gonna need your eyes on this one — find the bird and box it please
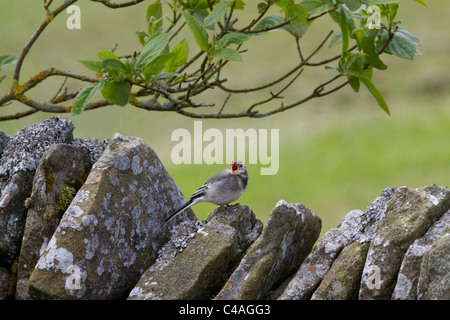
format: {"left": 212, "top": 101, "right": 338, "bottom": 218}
{"left": 166, "top": 160, "right": 248, "bottom": 221}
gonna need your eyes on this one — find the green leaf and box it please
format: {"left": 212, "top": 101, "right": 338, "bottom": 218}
{"left": 79, "top": 60, "right": 104, "bottom": 73}
{"left": 181, "top": 10, "right": 209, "bottom": 51}
{"left": 120, "top": 58, "right": 133, "bottom": 74}
{"left": 204, "top": 0, "right": 232, "bottom": 27}
{"left": 325, "top": 64, "right": 340, "bottom": 72}
{"left": 100, "top": 81, "right": 131, "bottom": 106}
{"left": 253, "top": 15, "right": 287, "bottom": 34}
{"left": 339, "top": 8, "right": 350, "bottom": 55}
{"left": 192, "top": 9, "right": 211, "bottom": 28}
{"left": 393, "top": 27, "right": 420, "bottom": 46}
{"left": 181, "top": 0, "right": 209, "bottom": 10}
{"left": 142, "top": 53, "right": 174, "bottom": 80}
{"left": 102, "top": 59, "right": 129, "bottom": 73}
{"left": 257, "top": 2, "right": 268, "bottom": 14}
{"left": 360, "top": 77, "right": 390, "bottom": 115}
{"left": 214, "top": 48, "right": 243, "bottom": 61}
{"left": 329, "top": 30, "right": 342, "bottom": 47}
{"left": 217, "top": 33, "right": 249, "bottom": 48}
{"left": 147, "top": 2, "right": 162, "bottom": 22}
{"left": 387, "top": 3, "right": 399, "bottom": 24}
{"left": 71, "top": 81, "right": 104, "bottom": 118}
{"left": 412, "top": 0, "right": 427, "bottom": 7}
{"left": 0, "top": 55, "right": 18, "bottom": 70}
{"left": 136, "top": 30, "right": 151, "bottom": 46}
{"left": 343, "top": 0, "right": 362, "bottom": 11}
{"left": 300, "top": 0, "right": 333, "bottom": 17}
{"left": 231, "top": 0, "right": 245, "bottom": 10}
{"left": 386, "top": 35, "right": 417, "bottom": 60}
{"left": 380, "top": 27, "right": 421, "bottom": 60}
{"left": 330, "top": 6, "right": 356, "bottom": 32}
{"left": 98, "top": 50, "right": 119, "bottom": 61}
{"left": 147, "top": 1, "right": 163, "bottom": 35}
{"left": 347, "top": 75, "right": 360, "bottom": 92}
{"left": 135, "top": 32, "right": 172, "bottom": 68}
{"left": 347, "top": 53, "right": 366, "bottom": 75}
{"left": 355, "top": 30, "right": 387, "bottom": 70}
{"left": 282, "top": 2, "right": 310, "bottom": 38}
{"left": 165, "top": 39, "right": 189, "bottom": 73}
{"left": 364, "top": 0, "right": 399, "bottom": 4}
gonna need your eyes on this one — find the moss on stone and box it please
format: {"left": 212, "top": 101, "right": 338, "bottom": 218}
{"left": 42, "top": 158, "right": 55, "bottom": 194}
{"left": 57, "top": 185, "right": 77, "bottom": 211}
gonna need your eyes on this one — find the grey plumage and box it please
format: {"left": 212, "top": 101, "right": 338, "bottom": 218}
{"left": 166, "top": 160, "right": 248, "bottom": 221}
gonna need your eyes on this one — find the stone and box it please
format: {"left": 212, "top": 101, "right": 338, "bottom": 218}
{"left": 0, "top": 266, "right": 10, "bottom": 300}
{"left": 3, "top": 116, "right": 450, "bottom": 302}
{"left": 352, "top": 187, "right": 396, "bottom": 243}
{"left": 71, "top": 138, "right": 109, "bottom": 165}
{"left": 15, "top": 143, "right": 92, "bottom": 300}
{"left": 0, "top": 171, "right": 35, "bottom": 265}
{"left": 128, "top": 205, "right": 263, "bottom": 300}
{"left": 0, "top": 131, "right": 11, "bottom": 158}
{"left": 311, "top": 241, "right": 370, "bottom": 300}
{"left": 358, "top": 185, "right": 450, "bottom": 300}
{"left": 417, "top": 232, "right": 450, "bottom": 300}
{"left": 28, "top": 134, "right": 195, "bottom": 299}
{"left": 278, "top": 209, "right": 364, "bottom": 300}
{"left": 392, "top": 210, "right": 450, "bottom": 300}
{"left": 0, "top": 117, "right": 74, "bottom": 182}
{"left": 216, "top": 200, "right": 321, "bottom": 300}
{"left": 0, "top": 117, "right": 74, "bottom": 265}
{"left": 149, "top": 219, "right": 206, "bottom": 272}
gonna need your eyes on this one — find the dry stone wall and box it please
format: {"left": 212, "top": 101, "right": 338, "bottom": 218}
{"left": 0, "top": 118, "right": 448, "bottom": 300}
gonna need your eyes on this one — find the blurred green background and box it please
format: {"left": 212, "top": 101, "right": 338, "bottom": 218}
{"left": 1, "top": 1, "right": 449, "bottom": 236}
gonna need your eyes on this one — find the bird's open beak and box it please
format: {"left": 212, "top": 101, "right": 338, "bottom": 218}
{"left": 231, "top": 162, "right": 238, "bottom": 172}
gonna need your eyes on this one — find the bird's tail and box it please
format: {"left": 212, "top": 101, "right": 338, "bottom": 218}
{"left": 166, "top": 199, "right": 194, "bottom": 222}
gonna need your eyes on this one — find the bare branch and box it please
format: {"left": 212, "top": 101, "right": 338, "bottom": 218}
{"left": 247, "top": 68, "right": 304, "bottom": 114}
{"left": 216, "top": 62, "right": 304, "bottom": 94}
{"left": 0, "top": 109, "right": 38, "bottom": 121}
{"left": 17, "top": 68, "right": 98, "bottom": 94}
{"left": 218, "top": 93, "right": 231, "bottom": 117}
{"left": 13, "top": 0, "right": 78, "bottom": 84}
{"left": 90, "top": 0, "right": 146, "bottom": 9}
{"left": 238, "top": 1, "right": 272, "bottom": 33}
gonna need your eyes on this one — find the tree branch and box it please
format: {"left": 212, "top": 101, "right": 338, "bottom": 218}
{"left": 90, "top": 0, "right": 146, "bottom": 9}
{"left": 0, "top": 0, "right": 411, "bottom": 121}
{"left": 13, "top": 0, "right": 79, "bottom": 84}
{"left": 0, "top": 109, "right": 39, "bottom": 121}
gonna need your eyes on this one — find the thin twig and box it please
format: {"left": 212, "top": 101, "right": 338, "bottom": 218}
{"left": 51, "top": 77, "right": 69, "bottom": 102}
{"left": 224, "top": 0, "right": 237, "bottom": 31}
{"left": 377, "top": 26, "right": 395, "bottom": 55}
{"left": 238, "top": 2, "right": 271, "bottom": 33}
{"left": 0, "top": 108, "right": 39, "bottom": 121}
{"left": 216, "top": 62, "right": 304, "bottom": 94}
{"left": 90, "top": 0, "right": 146, "bottom": 9}
{"left": 218, "top": 93, "right": 231, "bottom": 117}
{"left": 305, "top": 30, "right": 334, "bottom": 61}
{"left": 247, "top": 68, "right": 304, "bottom": 113}
{"left": 296, "top": 38, "right": 305, "bottom": 63}
{"left": 13, "top": 0, "right": 78, "bottom": 84}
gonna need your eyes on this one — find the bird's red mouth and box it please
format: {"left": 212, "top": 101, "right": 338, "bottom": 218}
{"left": 231, "top": 162, "right": 238, "bottom": 172}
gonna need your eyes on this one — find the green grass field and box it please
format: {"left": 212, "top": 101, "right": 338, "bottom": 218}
{"left": 1, "top": 1, "right": 449, "bottom": 235}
